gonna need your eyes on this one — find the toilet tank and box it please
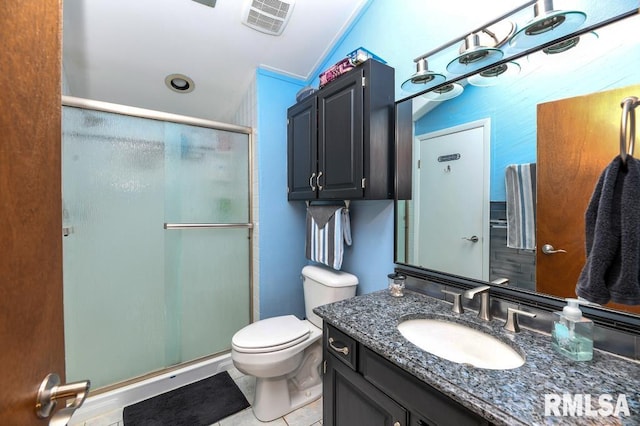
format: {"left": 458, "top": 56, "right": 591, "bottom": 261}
{"left": 302, "top": 265, "right": 358, "bottom": 328}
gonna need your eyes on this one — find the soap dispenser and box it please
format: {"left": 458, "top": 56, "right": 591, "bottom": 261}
{"left": 551, "top": 298, "right": 593, "bottom": 361}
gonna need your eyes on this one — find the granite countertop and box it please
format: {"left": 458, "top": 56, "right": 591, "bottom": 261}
{"left": 314, "top": 290, "right": 640, "bottom": 426}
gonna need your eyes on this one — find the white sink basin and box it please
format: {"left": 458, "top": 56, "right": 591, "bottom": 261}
{"left": 397, "top": 318, "right": 524, "bottom": 370}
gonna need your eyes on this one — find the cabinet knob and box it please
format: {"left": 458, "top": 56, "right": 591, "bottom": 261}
{"left": 393, "top": 422, "right": 401, "bottom": 426}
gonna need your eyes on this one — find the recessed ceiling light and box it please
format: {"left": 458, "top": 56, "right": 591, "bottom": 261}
{"left": 165, "top": 74, "right": 195, "bottom": 93}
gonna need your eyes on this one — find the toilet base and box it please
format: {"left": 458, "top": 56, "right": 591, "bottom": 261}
{"left": 251, "top": 341, "right": 323, "bottom": 422}
{"left": 252, "top": 377, "right": 322, "bottom": 422}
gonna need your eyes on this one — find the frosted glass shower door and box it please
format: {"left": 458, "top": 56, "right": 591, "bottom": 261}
{"left": 62, "top": 102, "right": 251, "bottom": 390}
{"left": 163, "top": 123, "right": 251, "bottom": 364}
{"left": 63, "top": 107, "right": 167, "bottom": 388}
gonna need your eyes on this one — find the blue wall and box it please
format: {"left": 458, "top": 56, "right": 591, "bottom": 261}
{"left": 255, "top": 0, "right": 640, "bottom": 319}
{"left": 255, "top": 0, "right": 536, "bottom": 318}
{"left": 256, "top": 69, "right": 308, "bottom": 319}
{"left": 415, "top": 34, "right": 639, "bottom": 201}
{"left": 255, "top": 65, "right": 396, "bottom": 318}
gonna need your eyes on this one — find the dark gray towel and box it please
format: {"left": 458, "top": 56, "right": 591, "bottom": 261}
{"left": 576, "top": 155, "right": 640, "bottom": 305}
{"left": 307, "top": 205, "right": 341, "bottom": 229}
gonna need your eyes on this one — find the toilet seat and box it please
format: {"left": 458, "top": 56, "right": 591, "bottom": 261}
{"left": 232, "top": 315, "right": 311, "bottom": 354}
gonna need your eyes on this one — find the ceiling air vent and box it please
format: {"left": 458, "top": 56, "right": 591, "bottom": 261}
{"left": 242, "top": 0, "right": 295, "bottom": 36}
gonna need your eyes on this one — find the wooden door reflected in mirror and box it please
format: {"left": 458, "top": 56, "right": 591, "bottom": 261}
{"left": 537, "top": 84, "right": 640, "bottom": 314}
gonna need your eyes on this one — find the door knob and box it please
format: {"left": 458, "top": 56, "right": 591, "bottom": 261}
{"left": 541, "top": 244, "right": 567, "bottom": 254}
{"left": 36, "top": 373, "right": 90, "bottom": 426}
{"left": 462, "top": 235, "right": 479, "bottom": 243}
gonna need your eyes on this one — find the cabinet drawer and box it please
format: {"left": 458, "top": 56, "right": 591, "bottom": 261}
{"left": 325, "top": 323, "right": 357, "bottom": 370}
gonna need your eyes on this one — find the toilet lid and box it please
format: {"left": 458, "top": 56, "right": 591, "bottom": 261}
{"left": 232, "top": 315, "right": 310, "bottom": 353}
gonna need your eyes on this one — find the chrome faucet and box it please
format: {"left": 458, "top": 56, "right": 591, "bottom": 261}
{"left": 491, "top": 277, "right": 509, "bottom": 286}
{"left": 503, "top": 307, "right": 537, "bottom": 333}
{"left": 463, "top": 285, "right": 492, "bottom": 321}
{"left": 441, "top": 289, "right": 464, "bottom": 314}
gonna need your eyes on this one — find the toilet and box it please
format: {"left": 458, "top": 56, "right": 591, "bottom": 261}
{"left": 231, "top": 265, "right": 358, "bottom": 421}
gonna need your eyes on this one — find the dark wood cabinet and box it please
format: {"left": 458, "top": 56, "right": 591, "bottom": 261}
{"left": 323, "top": 323, "right": 489, "bottom": 426}
{"left": 287, "top": 95, "right": 318, "bottom": 200}
{"left": 287, "top": 59, "right": 395, "bottom": 201}
{"left": 324, "top": 354, "right": 407, "bottom": 426}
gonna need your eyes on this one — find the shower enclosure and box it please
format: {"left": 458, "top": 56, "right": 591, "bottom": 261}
{"left": 62, "top": 97, "right": 252, "bottom": 390}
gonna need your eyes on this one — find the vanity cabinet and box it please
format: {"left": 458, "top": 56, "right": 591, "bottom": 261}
{"left": 323, "top": 323, "right": 489, "bottom": 426}
{"left": 287, "top": 59, "right": 395, "bottom": 201}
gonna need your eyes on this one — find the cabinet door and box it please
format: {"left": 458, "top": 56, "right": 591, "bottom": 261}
{"left": 360, "top": 347, "right": 488, "bottom": 426}
{"left": 287, "top": 95, "right": 317, "bottom": 200}
{"left": 317, "top": 69, "right": 364, "bottom": 199}
{"left": 324, "top": 354, "right": 407, "bottom": 426}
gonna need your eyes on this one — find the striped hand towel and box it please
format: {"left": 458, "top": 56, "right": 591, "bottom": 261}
{"left": 305, "top": 205, "right": 352, "bottom": 270}
{"left": 505, "top": 163, "right": 537, "bottom": 250}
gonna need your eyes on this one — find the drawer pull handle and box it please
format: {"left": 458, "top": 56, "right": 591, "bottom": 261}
{"left": 328, "top": 337, "right": 349, "bottom": 355}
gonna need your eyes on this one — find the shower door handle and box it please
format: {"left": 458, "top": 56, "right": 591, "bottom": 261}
{"left": 164, "top": 223, "right": 254, "bottom": 230}
{"left": 36, "top": 373, "right": 90, "bottom": 426}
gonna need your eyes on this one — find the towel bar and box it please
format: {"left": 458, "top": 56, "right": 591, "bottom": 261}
{"left": 620, "top": 96, "right": 639, "bottom": 165}
{"left": 489, "top": 219, "right": 507, "bottom": 229}
{"left": 164, "top": 223, "right": 253, "bottom": 229}
{"left": 305, "top": 200, "right": 350, "bottom": 212}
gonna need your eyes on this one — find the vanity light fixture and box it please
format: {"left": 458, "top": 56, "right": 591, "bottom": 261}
{"left": 447, "top": 21, "right": 515, "bottom": 74}
{"left": 446, "top": 33, "right": 503, "bottom": 74}
{"left": 523, "top": 30, "right": 599, "bottom": 73}
{"left": 543, "top": 31, "right": 598, "bottom": 54}
{"left": 401, "top": 58, "right": 446, "bottom": 93}
{"left": 165, "top": 73, "right": 195, "bottom": 93}
{"left": 467, "top": 61, "right": 521, "bottom": 87}
{"left": 543, "top": 36, "right": 580, "bottom": 54}
{"left": 421, "top": 83, "right": 464, "bottom": 101}
{"left": 509, "top": 0, "right": 586, "bottom": 50}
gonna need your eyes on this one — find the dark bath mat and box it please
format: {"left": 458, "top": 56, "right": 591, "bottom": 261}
{"left": 123, "top": 371, "right": 250, "bottom": 426}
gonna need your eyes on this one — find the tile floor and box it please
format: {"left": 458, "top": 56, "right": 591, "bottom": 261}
{"left": 213, "top": 367, "right": 323, "bottom": 426}
{"left": 79, "top": 367, "right": 322, "bottom": 426}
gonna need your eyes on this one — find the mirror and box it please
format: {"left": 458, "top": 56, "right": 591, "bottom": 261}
{"left": 395, "top": 7, "right": 640, "bottom": 315}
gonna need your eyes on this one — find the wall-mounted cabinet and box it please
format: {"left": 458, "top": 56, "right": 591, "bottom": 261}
{"left": 287, "top": 59, "right": 396, "bottom": 200}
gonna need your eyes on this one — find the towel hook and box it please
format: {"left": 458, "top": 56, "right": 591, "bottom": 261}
{"left": 620, "top": 96, "right": 638, "bottom": 165}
